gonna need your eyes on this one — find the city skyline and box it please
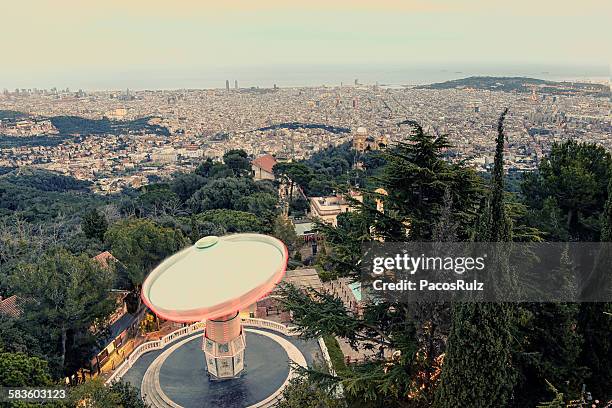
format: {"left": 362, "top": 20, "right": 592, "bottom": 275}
{"left": 2, "top": 0, "right": 609, "bottom": 89}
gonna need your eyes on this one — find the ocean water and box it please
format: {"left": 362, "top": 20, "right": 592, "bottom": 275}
{"left": 5, "top": 64, "right": 609, "bottom": 91}
{"left": 191, "top": 64, "right": 609, "bottom": 88}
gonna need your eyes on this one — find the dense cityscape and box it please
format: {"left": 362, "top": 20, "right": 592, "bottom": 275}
{"left": 1, "top": 78, "right": 609, "bottom": 193}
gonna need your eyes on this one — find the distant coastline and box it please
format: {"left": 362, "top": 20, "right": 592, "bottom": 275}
{"left": 2, "top": 64, "right": 607, "bottom": 91}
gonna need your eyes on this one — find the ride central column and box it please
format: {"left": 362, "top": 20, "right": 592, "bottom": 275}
{"left": 202, "top": 312, "right": 246, "bottom": 380}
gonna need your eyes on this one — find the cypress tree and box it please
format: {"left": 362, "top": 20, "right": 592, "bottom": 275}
{"left": 576, "top": 175, "right": 612, "bottom": 401}
{"left": 490, "top": 107, "right": 511, "bottom": 242}
{"left": 435, "top": 109, "right": 516, "bottom": 408}
{"left": 436, "top": 302, "right": 515, "bottom": 407}
{"left": 577, "top": 301, "right": 612, "bottom": 400}
{"left": 601, "top": 177, "right": 612, "bottom": 242}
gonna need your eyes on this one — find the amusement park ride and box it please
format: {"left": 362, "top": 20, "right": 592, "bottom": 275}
{"left": 141, "top": 234, "right": 288, "bottom": 380}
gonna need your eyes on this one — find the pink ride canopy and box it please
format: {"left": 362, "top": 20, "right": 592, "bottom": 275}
{"left": 141, "top": 234, "right": 289, "bottom": 323}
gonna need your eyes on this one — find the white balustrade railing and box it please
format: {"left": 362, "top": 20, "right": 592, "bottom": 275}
{"left": 105, "top": 319, "right": 294, "bottom": 385}
{"left": 241, "top": 318, "right": 299, "bottom": 336}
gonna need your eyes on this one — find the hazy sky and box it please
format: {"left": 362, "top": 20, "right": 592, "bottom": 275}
{"left": 2, "top": 0, "right": 609, "bottom": 89}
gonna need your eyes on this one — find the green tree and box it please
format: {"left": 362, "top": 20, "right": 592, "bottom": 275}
{"left": 135, "top": 186, "right": 181, "bottom": 217}
{"left": 187, "top": 177, "right": 257, "bottom": 213}
{"left": 70, "top": 378, "right": 149, "bottom": 408}
{"left": 490, "top": 108, "right": 512, "bottom": 242}
{"left": 280, "top": 283, "right": 419, "bottom": 407}
{"left": 223, "top": 149, "right": 251, "bottom": 177}
{"left": 272, "top": 216, "right": 298, "bottom": 252}
{"left": 289, "top": 196, "right": 309, "bottom": 216}
{"left": 521, "top": 140, "right": 611, "bottom": 241}
{"left": 104, "top": 219, "right": 188, "bottom": 309}
{"left": 195, "top": 157, "right": 232, "bottom": 179}
{"left": 435, "top": 303, "right": 515, "bottom": 408}
{"left": 81, "top": 208, "right": 108, "bottom": 241}
{"left": 0, "top": 351, "right": 52, "bottom": 386}
{"left": 375, "top": 121, "right": 483, "bottom": 240}
{"left": 109, "top": 380, "right": 149, "bottom": 408}
{"left": 278, "top": 120, "right": 488, "bottom": 406}
{"left": 575, "top": 178, "right": 612, "bottom": 401}
{"left": 236, "top": 192, "right": 278, "bottom": 222}
{"left": 12, "top": 248, "right": 115, "bottom": 376}
{"left": 514, "top": 302, "right": 585, "bottom": 407}
{"left": 195, "top": 209, "right": 265, "bottom": 233}
{"left": 188, "top": 218, "right": 227, "bottom": 242}
{"left": 273, "top": 162, "right": 313, "bottom": 200}
{"left": 302, "top": 142, "right": 359, "bottom": 195}
{"left": 0, "top": 314, "right": 40, "bottom": 354}
{"left": 279, "top": 376, "right": 346, "bottom": 408}
{"left": 312, "top": 209, "right": 371, "bottom": 280}
{"left": 170, "top": 172, "right": 206, "bottom": 202}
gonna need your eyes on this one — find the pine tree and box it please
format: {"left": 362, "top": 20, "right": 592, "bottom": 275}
{"left": 521, "top": 140, "right": 611, "bottom": 241}
{"left": 376, "top": 121, "right": 483, "bottom": 241}
{"left": 279, "top": 120, "right": 485, "bottom": 405}
{"left": 81, "top": 208, "right": 108, "bottom": 241}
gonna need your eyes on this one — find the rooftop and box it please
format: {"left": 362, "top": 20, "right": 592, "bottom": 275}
{"left": 294, "top": 221, "right": 316, "bottom": 236}
{"left": 0, "top": 295, "right": 21, "bottom": 318}
{"left": 252, "top": 154, "right": 277, "bottom": 174}
{"left": 92, "top": 251, "right": 118, "bottom": 269}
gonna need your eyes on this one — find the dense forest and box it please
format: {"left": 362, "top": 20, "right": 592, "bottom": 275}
{"left": 0, "top": 114, "right": 610, "bottom": 407}
{"left": 278, "top": 117, "right": 611, "bottom": 407}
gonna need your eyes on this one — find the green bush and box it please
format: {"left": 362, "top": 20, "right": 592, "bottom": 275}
{"left": 323, "top": 335, "right": 347, "bottom": 374}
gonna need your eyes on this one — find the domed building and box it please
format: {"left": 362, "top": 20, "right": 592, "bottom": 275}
{"left": 352, "top": 127, "right": 388, "bottom": 152}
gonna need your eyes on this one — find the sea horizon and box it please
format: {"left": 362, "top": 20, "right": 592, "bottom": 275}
{"left": 3, "top": 63, "right": 608, "bottom": 92}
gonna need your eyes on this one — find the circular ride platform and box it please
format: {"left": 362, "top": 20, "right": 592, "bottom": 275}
{"left": 141, "top": 328, "right": 306, "bottom": 408}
